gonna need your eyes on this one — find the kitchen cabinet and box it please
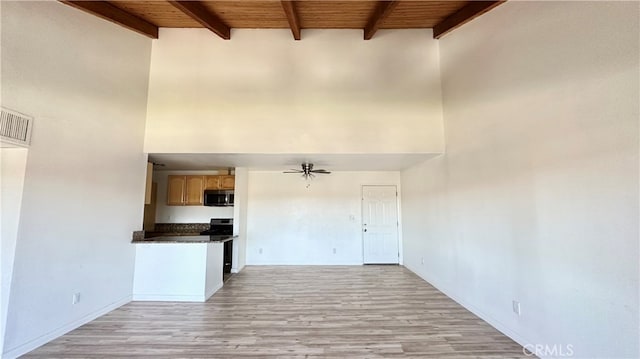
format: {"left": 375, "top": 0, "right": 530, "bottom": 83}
{"left": 185, "top": 176, "right": 204, "bottom": 205}
{"left": 167, "top": 175, "right": 205, "bottom": 206}
{"left": 143, "top": 182, "right": 157, "bottom": 231}
{"left": 167, "top": 176, "right": 186, "bottom": 205}
{"left": 219, "top": 175, "right": 235, "bottom": 189}
{"left": 144, "top": 162, "right": 153, "bottom": 205}
{"left": 204, "top": 175, "right": 235, "bottom": 190}
{"left": 205, "top": 176, "right": 220, "bottom": 190}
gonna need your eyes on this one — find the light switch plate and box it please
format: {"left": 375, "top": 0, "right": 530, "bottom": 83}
{"left": 512, "top": 300, "right": 521, "bottom": 315}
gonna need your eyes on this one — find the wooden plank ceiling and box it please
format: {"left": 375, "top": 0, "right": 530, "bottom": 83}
{"left": 61, "top": 0, "right": 505, "bottom": 40}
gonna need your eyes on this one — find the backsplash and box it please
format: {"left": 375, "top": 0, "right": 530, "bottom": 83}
{"left": 153, "top": 223, "right": 209, "bottom": 233}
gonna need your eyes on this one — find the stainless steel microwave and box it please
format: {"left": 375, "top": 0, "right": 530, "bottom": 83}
{"left": 204, "top": 190, "right": 234, "bottom": 207}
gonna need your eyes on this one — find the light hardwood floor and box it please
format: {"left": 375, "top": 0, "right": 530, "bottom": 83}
{"left": 24, "top": 266, "right": 531, "bottom": 358}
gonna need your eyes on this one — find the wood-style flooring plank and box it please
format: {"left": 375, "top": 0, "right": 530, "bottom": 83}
{"left": 23, "top": 266, "right": 531, "bottom": 358}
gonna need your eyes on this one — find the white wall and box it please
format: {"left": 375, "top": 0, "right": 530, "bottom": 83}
{"left": 0, "top": 148, "right": 28, "bottom": 357}
{"left": 401, "top": 2, "right": 639, "bottom": 358}
{"left": 144, "top": 28, "right": 444, "bottom": 154}
{"left": 153, "top": 170, "right": 234, "bottom": 223}
{"left": 247, "top": 171, "right": 400, "bottom": 265}
{"left": 1, "top": 2, "right": 152, "bottom": 357}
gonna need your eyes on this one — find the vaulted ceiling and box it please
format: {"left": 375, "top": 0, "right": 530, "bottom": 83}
{"left": 61, "top": 0, "right": 504, "bottom": 40}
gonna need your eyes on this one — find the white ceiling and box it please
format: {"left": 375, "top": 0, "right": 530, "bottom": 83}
{"left": 148, "top": 153, "right": 439, "bottom": 171}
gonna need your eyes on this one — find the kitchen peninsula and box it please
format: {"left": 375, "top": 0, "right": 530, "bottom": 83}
{"left": 132, "top": 235, "right": 235, "bottom": 302}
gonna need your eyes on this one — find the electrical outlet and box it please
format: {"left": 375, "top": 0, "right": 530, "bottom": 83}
{"left": 512, "top": 300, "right": 521, "bottom": 315}
{"left": 332, "top": 248, "right": 337, "bottom": 254}
{"left": 258, "top": 248, "right": 263, "bottom": 254}
{"left": 72, "top": 293, "right": 81, "bottom": 305}
{"left": 421, "top": 257, "right": 424, "bottom": 265}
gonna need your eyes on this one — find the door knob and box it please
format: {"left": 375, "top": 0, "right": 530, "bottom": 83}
{"left": 364, "top": 229, "right": 367, "bottom": 232}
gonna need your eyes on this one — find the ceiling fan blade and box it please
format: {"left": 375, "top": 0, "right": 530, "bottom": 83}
{"left": 283, "top": 163, "right": 331, "bottom": 178}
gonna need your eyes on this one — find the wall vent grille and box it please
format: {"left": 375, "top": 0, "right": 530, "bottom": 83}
{"left": 0, "top": 107, "right": 33, "bottom": 147}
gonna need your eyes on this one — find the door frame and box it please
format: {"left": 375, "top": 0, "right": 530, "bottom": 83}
{"left": 361, "top": 184, "right": 403, "bottom": 265}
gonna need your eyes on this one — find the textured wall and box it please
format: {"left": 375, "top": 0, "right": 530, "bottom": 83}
{"left": 401, "top": 2, "right": 639, "bottom": 358}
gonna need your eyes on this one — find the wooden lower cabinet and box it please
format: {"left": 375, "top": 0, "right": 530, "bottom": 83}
{"left": 167, "top": 175, "right": 205, "bottom": 206}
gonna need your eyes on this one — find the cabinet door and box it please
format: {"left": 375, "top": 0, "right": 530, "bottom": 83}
{"left": 219, "top": 175, "right": 235, "bottom": 190}
{"left": 205, "top": 176, "right": 220, "bottom": 190}
{"left": 185, "top": 176, "right": 205, "bottom": 205}
{"left": 167, "top": 176, "right": 186, "bottom": 205}
{"left": 143, "top": 182, "right": 157, "bottom": 231}
{"left": 144, "top": 162, "right": 153, "bottom": 205}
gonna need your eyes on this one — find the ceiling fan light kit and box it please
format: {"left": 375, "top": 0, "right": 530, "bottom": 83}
{"left": 283, "top": 163, "right": 331, "bottom": 187}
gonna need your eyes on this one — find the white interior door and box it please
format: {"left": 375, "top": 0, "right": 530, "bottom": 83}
{"left": 362, "top": 185, "right": 399, "bottom": 264}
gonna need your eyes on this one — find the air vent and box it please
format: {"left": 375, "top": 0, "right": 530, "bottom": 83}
{"left": 1, "top": 107, "right": 33, "bottom": 147}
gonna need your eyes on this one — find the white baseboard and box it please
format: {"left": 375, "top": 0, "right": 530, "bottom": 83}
{"left": 403, "top": 264, "right": 538, "bottom": 357}
{"left": 245, "top": 262, "right": 363, "bottom": 266}
{"left": 133, "top": 281, "right": 224, "bottom": 303}
{"left": 231, "top": 263, "right": 246, "bottom": 273}
{"left": 2, "top": 295, "right": 131, "bottom": 359}
{"left": 132, "top": 293, "right": 207, "bottom": 302}
{"left": 205, "top": 282, "right": 223, "bottom": 300}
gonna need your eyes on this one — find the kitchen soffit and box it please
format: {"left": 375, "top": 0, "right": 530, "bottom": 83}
{"left": 148, "top": 153, "right": 439, "bottom": 171}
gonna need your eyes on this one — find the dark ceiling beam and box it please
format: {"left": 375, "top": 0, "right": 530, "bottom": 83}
{"left": 60, "top": 1, "right": 158, "bottom": 38}
{"left": 433, "top": 1, "right": 505, "bottom": 39}
{"left": 167, "top": 1, "right": 230, "bottom": 40}
{"left": 281, "top": 1, "right": 301, "bottom": 40}
{"left": 363, "top": 1, "right": 399, "bottom": 40}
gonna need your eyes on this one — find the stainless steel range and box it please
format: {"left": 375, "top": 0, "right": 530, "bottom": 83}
{"left": 200, "top": 218, "right": 233, "bottom": 274}
{"left": 200, "top": 218, "right": 233, "bottom": 236}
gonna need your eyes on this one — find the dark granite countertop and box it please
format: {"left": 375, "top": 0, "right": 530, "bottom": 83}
{"left": 132, "top": 235, "right": 237, "bottom": 244}
{"left": 143, "top": 232, "right": 201, "bottom": 238}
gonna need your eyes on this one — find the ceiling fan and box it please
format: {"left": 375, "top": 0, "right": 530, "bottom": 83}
{"left": 283, "top": 163, "right": 331, "bottom": 179}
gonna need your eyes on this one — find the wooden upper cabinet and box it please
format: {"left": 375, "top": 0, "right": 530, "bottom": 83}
{"left": 205, "top": 176, "right": 220, "bottom": 190}
{"left": 167, "top": 175, "right": 186, "bottom": 205}
{"left": 219, "top": 175, "right": 235, "bottom": 189}
{"left": 204, "top": 175, "right": 235, "bottom": 190}
{"left": 168, "top": 174, "right": 232, "bottom": 205}
{"left": 168, "top": 175, "right": 205, "bottom": 206}
{"left": 185, "top": 176, "right": 204, "bottom": 205}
